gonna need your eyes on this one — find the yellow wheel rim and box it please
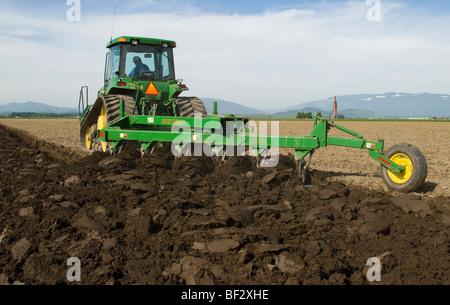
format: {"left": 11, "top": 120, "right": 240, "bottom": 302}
{"left": 388, "top": 153, "right": 413, "bottom": 184}
{"left": 97, "top": 104, "right": 108, "bottom": 152}
{"left": 85, "top": 126, "right": 91, "bottom": 149}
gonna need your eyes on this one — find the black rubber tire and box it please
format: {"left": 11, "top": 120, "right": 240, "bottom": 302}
{"left": 380, "top": 143, "right": 427, "bottom": 193}
{"left": 174, "top": 96, "right": 207, "bottom": 117}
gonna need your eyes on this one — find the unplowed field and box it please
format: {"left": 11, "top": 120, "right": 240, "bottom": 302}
{"left": 0, "top": 118, "right": 449, "bottom": 285}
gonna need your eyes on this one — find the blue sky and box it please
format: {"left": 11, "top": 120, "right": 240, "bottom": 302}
{"left": 0, "top": 0, "right": 449, "bottom": 110}
{"left": 5, "top": 0, "right": 450, "bottom": 15}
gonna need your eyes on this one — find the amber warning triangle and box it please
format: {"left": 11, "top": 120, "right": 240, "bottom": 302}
{"left": 145, "top": 83, "right": 159, "bottom": 95}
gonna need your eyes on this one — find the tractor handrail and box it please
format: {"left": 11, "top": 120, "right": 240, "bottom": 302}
{"left": 78, "top": 86, "right": 89, "bottom": 117}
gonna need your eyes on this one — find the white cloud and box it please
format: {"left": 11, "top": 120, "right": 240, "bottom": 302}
{"left": 0, "top": 1, "right": 449, "bottom": 110}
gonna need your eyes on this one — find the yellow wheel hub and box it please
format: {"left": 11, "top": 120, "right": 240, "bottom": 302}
{"left": 388, "top": 153, "right": 413, "bottom": 184}
{"left": 97, "top": 104, "right": 108, "bottom": 152}
{"left": 85, "top": 126, "right": 92, "bottom": 149}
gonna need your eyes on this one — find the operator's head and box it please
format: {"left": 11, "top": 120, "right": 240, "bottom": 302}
{"left": 133, "top": 56, "right": 142, "bottom": 65}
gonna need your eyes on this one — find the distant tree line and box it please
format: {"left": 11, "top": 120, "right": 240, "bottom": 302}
{"left": 0, "top": 112, "right": 77, "bottom": 118}
{"left": 296, "top": 112, "right": 315, "bottom": 119}
{"left": 296, "top": 111, "right": 346, "bottom": 119}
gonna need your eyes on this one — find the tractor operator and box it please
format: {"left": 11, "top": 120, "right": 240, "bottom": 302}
{"left": 129, "top": 56, "right": 150, "bottom": 78}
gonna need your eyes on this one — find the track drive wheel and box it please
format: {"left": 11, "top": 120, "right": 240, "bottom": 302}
{"left": 84, "top": 126, "right": 92, "bottom": 150}
{"left": 380, "top": 143, "right": 427, "bottom": 193}
{"left": 97, "top": 102, "right": 108, "bottom": 152}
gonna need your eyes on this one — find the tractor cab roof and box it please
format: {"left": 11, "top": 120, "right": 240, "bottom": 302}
{"left": 107, "top": 36, "right": 176, "bottom": 48}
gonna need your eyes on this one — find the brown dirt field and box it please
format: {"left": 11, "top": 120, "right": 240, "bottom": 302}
{"left": 1, "top": 118, "right": 449, "bottom": 198}
{"left": 0, "top": 118, "right": 449, "bottom": 285}
{"left": 0, "top": 119, "right": 82, "bottom": 156}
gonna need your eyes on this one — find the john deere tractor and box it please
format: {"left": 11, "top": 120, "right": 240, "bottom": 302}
{"left": 79, "top": 36, "right": 206, "bottom": 152}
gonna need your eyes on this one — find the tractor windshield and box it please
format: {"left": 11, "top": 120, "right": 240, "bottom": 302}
{"left": 122, "top": 44, "right": 175, "bottom": 81}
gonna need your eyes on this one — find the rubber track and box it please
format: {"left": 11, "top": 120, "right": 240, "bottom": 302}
{"left": 80, "top": 94, "right": 136, "bottom": 150}
{"left": 103, "top": 94, "right": 137, "bottom": 124}
{"left": 174, "top": 97, "right": 207, "bottom": 117}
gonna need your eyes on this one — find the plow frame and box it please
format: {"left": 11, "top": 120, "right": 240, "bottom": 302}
{"left": 94, "top": 100, "right": 404, "bottom": 177}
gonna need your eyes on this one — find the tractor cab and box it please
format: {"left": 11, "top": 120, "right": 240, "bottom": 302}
{"left": 101, "top": 36, "right": 180, "bottom": 98}
{"left": 105, "top": 37, "right": 176, "bottom": 84}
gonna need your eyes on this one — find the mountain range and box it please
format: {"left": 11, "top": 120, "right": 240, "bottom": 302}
{"left": 274, "top": 92, "right": 450, "bottom": 119}
{"left": 0, "top": 102, "right": 77, "bottom": 115}
{"left": 1, "top": 92, "right": 449, "bottom": 119}
{"left": 206, "top": 93, "right": 450, "bottom": 119}
{"left": 201, "top": 98, "right": 268, "bottom": 116}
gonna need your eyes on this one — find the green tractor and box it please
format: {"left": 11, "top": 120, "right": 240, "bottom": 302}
{"left": 79, "top": 36, "right": 206, "bottom": 152}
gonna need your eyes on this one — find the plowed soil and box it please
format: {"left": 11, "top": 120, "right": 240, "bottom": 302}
{"left": 0, "top": 122, "right": 449, "bottom": 285}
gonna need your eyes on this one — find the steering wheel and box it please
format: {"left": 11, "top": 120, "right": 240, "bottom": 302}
{"left": 139, "top": 71, "right": 155, "bottom": 80}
